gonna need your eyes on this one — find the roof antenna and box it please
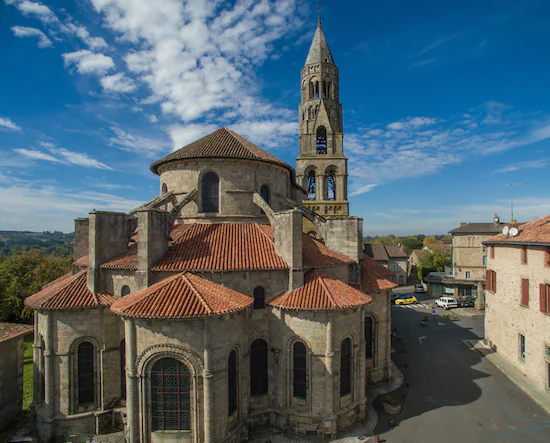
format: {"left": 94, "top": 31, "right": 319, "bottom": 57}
{"left": 504, "top": 182, "right": 525, "bottom": 222}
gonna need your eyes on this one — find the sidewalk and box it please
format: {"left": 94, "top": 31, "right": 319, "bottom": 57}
{"left": 453, "top": 307, "right": 484, "bottom": 318}
{"left": 474, "top": 340, "right": 550, "bottom": 414}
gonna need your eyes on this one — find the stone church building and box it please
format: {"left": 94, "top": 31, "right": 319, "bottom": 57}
{"left": 25, "top": 19, "right": 397, "bottom": 443}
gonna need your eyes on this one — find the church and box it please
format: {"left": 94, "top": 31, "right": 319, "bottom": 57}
{"left": 25, "top": 18, "right": 397, "bottom": 443}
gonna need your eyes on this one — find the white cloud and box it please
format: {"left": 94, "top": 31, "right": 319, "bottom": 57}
{"left": 14, "top": 148, "right": 63, "bottom": 163}
{"left": 229, "top": 120, "right": 297, "bottom": 149}
{"left": 15, "top": 0, "right": 56, "bottom": 22}
{"left": 100, "top": 73, "right": 137, "bottom": 93}
{"left": 11, "top": 25, "right": 53, "bottom": 47}
{"left": 167, "top": 123, "right": 218, "bottom": 151}
{"left": 108, "top": 126, "right": 170, "bottom": 158}
{"left": 494, "top": 159, "right": 549, "bottom": 174}
{"left": 148, "top": 115, "right": 159, "bottom": 123}
{"left": 14, "top": 146, "right": 112, "bottom": 170}
{"left": 0, "top": 117, "right": 22, "bottom": 131}
{"left": 63, "top": 50, "right": 115, "bottom": 75}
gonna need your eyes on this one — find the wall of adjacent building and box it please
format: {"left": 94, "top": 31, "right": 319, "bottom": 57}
{"left": 452, "top": 234, "right": 491, "bottom": 280}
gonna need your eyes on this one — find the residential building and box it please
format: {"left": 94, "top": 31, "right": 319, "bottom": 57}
{"left": 0, "top": 322, "right": 33, "bottom": 429}
{"left": 364, "top": 243, "right": 409, "bottom": 285}
{"left": 483, "top": 215, "right": 550, "bottom": 393}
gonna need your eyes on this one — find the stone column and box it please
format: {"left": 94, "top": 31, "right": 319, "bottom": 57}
{"left": 317, "top": 174, "right": 326, "bottom": 201}
{"left": 324, "top": 313, "right": 334, "bottom": 416}
{"left": 359, "top": 310, "right": 367, "bottom": 418}
{"left": 337, "top": 174, "right": 345, "bottom": 201}
{"left": 43, "top": 312, "right": 55, "bottom": 421}
{"left": 203, "top": 319, "right": 214, "bottom": 442}
{"left": 125, "top": 319, "right": 139, "bottom": 443}
{"left": 475, "top": 282, "right": 486, "bottom": 310}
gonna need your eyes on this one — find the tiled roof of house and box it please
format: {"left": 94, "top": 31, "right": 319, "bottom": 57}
{"left": 384, "top": 244, "right": 408, "bottom": 259}
{"left": 268, "top": 269, "right": 372, "bottom": 311}
{"left": 24, "top": 270, "right": 115, "bottom": 311}
{"left": 111, "top": 272, "right": 253, "bottom": 319}
{"left": 0, "top": 322, "right": 33, "bottom": 344}
{"left": 150, "top": 128, "right": 293, "bottom": 175}
{"left": 484, "top": 214, "right": 550, "bottom": 245}
{"left": 449, "top": 223, "right": 502, "bottom": 234}
{"left": 100, "top": 243, "right": 138, "bottom": 270}
{"left": 364, "top": 243, "right": 389, "bottom": 261}
{"left": 357, "top": 255, "right": 398, "bottom": 292}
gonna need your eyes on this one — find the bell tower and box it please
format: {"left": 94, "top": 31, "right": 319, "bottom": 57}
{"left": 296, "top": 17, "right": 348, "bottom": 217}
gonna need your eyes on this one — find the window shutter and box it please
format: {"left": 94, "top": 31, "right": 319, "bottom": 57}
{"left": 492, "top": 271, "right": 497, "bottom": 292}
{"left": 521, "top": 279, "right": 529, "bottom": 306}
{"left": 541, "top": 284, "right": 548, "bottom": 313}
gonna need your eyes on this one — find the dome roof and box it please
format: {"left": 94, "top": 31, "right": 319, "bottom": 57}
{"left": 150, "top": 127, "right": 293, "bottom": 175}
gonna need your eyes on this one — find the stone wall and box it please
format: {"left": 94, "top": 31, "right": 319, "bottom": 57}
{"left": 0, "top": 336, "right": 25, "bottom": 429}
{"left": 452, "top": 233, "right": 491, "bottom": 281}
{"left": 485, "top": 244, "right": 550, "bottom": 391}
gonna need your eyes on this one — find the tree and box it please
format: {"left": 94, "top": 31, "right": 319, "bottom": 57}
{"left": 423, "top": 236, "right": 438, "bottom": 246}
{"left": 400, "top": 237, "right": 423, "bottom": 254}
{"left": 419, "top": 248, "right": 451, "bottom": 272}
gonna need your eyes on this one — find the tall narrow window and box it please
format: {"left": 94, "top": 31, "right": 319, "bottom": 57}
{"left": 151, "top": 358, "right": 190, "bottom": 431}
{"left": 253, "top": 286, "right": 265, "bottom": 309}
{"left": 327, "top": 169, "right": 336, "bottom": 200}
{"left": 161, "top": 183, "right": 168, "bottom": 195}
{"left": 201, "top": 172, "right": 219, "bottom": 213}
{"left": 316, "top": 126, "right": 327, "bottom": 154}
{"left": 293, "top": 342, "right": 307, "bottom": 400}
{"left": 340, "top": 338, "right": 352, "bottom": 396}
{"left": 521, "top": 279, "right": 529, "bottom": 307}
{"left": 250, "top": 340, "right": 268, "bottom": 396}
{"left": 228, "top": 351, "right": 237, "bottom": 416}
{"left": 120, "top": 339, "right": 126, "bottom": 401}
{"left": 121, "top": 285, "right": 131, "bottom": 297}
{"left": 307, "top": 171, "right": 316, "bottom": 201}
{"left": 365, "top": 317, "right": 374, "bottom": 360}
{"left": 77, "top": 341, "right": 95, "bottom": 405}
{"left": 521, "top": 246, "right": 527, "bottom": 264}
{"left": 519, "top": 334, "right": 526, "bottom": 361}
{"left": 260, "top": 185, "right": 270, "bottom": 206}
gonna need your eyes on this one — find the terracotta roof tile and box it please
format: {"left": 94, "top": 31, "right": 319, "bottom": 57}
{"left": 484, "top": 214, "right": 550, "bottom": 245}
{"left": 100, "top": 243, "right": 138, "bottom": 270}
{"left": 0, "top": 322, "right": 33, "bottom": 344}
{"left": 268, "top": 269, "right": 372, "bottom": 311}
{"left": 357, "top": 255, "right": 398, "bottom": 292}
{"left": 150, "top": 127, "right": 293, "bottom": 175}
{"left": 301, "top": 233, "right": 354, "bottom": 267}
{"left": 111, "top": 272, "right": 253, "bottom": 319}
{"left": 25, "top": 270, "right": 115, "bottom": 311}
{"left": 73, "top": 255, "right": 88, "bottom": 268}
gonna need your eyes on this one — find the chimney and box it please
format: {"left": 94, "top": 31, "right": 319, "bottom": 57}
{"left": 460, "top": 222, "right": 467, "bottom": 228}
{"left": 87, "top": 211, "right": 130, "bottom": 293}
{"left": 73, "top": 218, "right": 89, "bottom": 262}
{"left": 494, "top": 214, "right": 500, "bottom": 224}
{"left": 136, "top": 209, "right": 171, "bottom": 289}
{"left": 272, "top": 208, "right": 303, "bottom": 290}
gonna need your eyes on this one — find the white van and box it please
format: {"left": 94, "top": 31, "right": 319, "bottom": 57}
{"left": 435, "top": 297, "right": 458, "bottom": 310}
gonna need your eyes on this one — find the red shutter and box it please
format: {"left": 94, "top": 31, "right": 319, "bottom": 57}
{"left": 492, "top": 271, "right": 497, "bottom": 292}
{"left": 521, "top": 279, "right": 529, "bottom": 306}
{"left": 541, "top": 284, "right": 548, "bottom": 313}
{"left": 486, "top": 269, "right": 491, "bottom": 291}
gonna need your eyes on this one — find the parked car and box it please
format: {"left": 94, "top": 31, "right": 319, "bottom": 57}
{"left": 435, "top": 297, "right": 458, "bottom": 309}
{"left": 458, "top": 298, "right": 475, "bottom": 308}
{"left": 391, "top": 293, "right": 401, "bottom": 303}
{"left": 414, "top": 284, "right": 425, "bottom": 293}
{"left": 395, "top": 295, "right": 418, "bottom": 305}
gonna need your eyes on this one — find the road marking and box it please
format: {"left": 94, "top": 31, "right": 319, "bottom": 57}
{"left": 418, "top": 336, "right": 427, "bottom": 345}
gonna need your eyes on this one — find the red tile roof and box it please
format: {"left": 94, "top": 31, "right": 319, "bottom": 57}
{"left": 357, "top": 255, "right": 398, "bottom": 292}
{"left": 300, "top": 230, "right": 354, "bottom": 267}
{"left": 73, "top": 255, "right": 88, "bottom": 268}
{"left": 100, "top": 243, "right": 138, "bottom": 270}
{"left": 111, "top": 272, "right": 253, "bottom": 319}
{"left": 150, "top": 127, "right": 293, "bottom": 175}
{"left": 485, "top": 214, "right": 550, "bottom": 245}
{"left": 0, "top": 322, "right": 33, "bottom": 344}
{"left": 268, "top": 269, "right": 372, "bottom": 311}
{"left": 25, "top": 270, "right": 115, "bottom": 311}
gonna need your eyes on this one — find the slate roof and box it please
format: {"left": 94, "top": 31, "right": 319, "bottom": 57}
{"left": 268, "top": 269, "right": 372, "bottom": 311}
{"left": 150, "top": 128, "right": 293, "bottom": 175}
{"left": 25, "top": 271, "right": 115, "bottom": 311}
{"left": 111, "top": 272, "right": 253, "bottom": 319}
{"left": 384, "top": 244, "right": 408, "bottom": 259}
{"left": 357, "top": 255, "right": 398, "bottom": 292}
{"left": 364, "top": 243, "right": 389, "bottom": 261}
{"left": 0, "top": 322, "right": 33, "bottom": 344}
{"left": 484, "top": 214, "right": 550, "bottom": 245}
{"left": 449, "top": 223, "right": 502, "bottom": 234}
{"left": 305, "top": 20, "right": 335, "bottom": 66}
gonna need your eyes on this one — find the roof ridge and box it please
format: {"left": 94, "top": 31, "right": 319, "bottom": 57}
{"left": 315, "top": 270, "right": 337, "bottom": 308}
{"left": 181, "top": 273, "right": 213, "bottom": 314}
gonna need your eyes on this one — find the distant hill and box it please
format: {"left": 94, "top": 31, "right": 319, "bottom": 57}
{"left": 0, "top": 231, "right": 74, "bottom": 258}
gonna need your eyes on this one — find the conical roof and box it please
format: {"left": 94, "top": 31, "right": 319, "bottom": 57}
{"left": 305, "top": 19, "right": 335, "bottom": 66}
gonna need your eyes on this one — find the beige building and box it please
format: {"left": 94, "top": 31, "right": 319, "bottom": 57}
{"left": 24, "top": 20, "right": 399, "bottom": 443}
{"left": 364, "top": 244, "right": 408, "bottom": 285}
{"left": 0, "top": 322, "right": 33, "bottom": 429}
{"left": 484, "top": 215, "right": 550, "bottom": 393}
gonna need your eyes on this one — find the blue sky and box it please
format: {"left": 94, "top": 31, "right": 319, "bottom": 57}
{"left": 1, "top": 0, "right": 549, "bottom": 235}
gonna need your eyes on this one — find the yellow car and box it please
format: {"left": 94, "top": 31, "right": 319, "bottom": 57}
{"left": 395, "top": 295, "right": 418, "bottom": 305}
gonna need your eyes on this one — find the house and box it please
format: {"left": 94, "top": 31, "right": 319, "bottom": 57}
{"left": 23, "top": 18, "right": 398, "bottom": 443}
{"left": 0, "top": 322, "right": 33, "bottom": 429}
{"left": 409, "top": 249, "right": 427, "bottom": 268}
{"left": 483, "top": 215, "right": 550, "bottom": 392}
{"left": 364, "top": 243, "right": 409, "bottom": 285}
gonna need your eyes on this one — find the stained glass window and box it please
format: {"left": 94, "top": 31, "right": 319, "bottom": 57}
{"left": 293, "top": 342, "right": 307, "bottom": 400}
{"left": 365, "top": 317, "right": 374, "bottom": 359}
{"left": 340, "top": 338, "right": 352, "bottom": 396}
{"left": 201, "top": 172, "right": 219, "bottom": 213}
{"left": 77, "top": 341, "right": 95, "bottom": 405}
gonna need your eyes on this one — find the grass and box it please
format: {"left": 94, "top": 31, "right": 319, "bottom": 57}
{"left": 22, "top": 334, "right": 34, "bottom": 411}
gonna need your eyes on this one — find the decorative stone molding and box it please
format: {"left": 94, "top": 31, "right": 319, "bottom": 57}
{"left": 136, "top": 343, "right": 204, "bottom": 377}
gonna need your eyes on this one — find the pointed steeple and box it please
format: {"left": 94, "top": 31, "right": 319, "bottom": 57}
{"left": 305, "top": 20, "right": 335, "bottom": 66}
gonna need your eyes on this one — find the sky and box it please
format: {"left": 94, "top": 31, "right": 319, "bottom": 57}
{"left": 1, "top": 0, "right": 550, "bottom": 236}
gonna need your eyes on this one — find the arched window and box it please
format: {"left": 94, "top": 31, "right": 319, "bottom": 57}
{"left": 121, "top": 285, "right": 131, "bottom": 297}
{"left": 201, "top": 172, "right": 219, "bottom": 213}
{"left": 161, "top": 183, "right": 168, "bottom": 196}
{"left": 120, "top": 339, "right": 126, "bottom": 401}
{"left": 322, "top": 81, "right": 326, "bottom": 98}
{"left": 340, "top": 338, "right": 352, "bottom": 396}
{"left": 151, "top": 358, "right": 191, "bottom": 431}
{"left": 228, "top": 351, "right": 237, "bottom": 416}
{"left": 250, "top": 340, "right": 268, "bottom": 396}
{"left": 309, "top": 82, "right": 314, "bottom": 99}
{"left": 316, "top": 126, "right": 327, "bottom": 154}
{"left": 77, "top": 341, "right": 95, "bottom": 405}
{"left": 327, "top": 169, "right": 336, "bottom": 201}
{"left": 293, "top": 342, "right": 307, "bottom": 400}
{"left": 307, "top": 171, "right": 316, "bottom": 201}
{"left": 365, "top": 317, "right": 374, "bottom": 360}
{"left": 260, "top": 185, "right": 270, "bottom": 206}
{"left": 253, "top": 286, "right": 265, "bottom": 309}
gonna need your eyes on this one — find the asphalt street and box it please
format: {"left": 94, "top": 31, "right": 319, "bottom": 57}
{"left": 374, "top": 291, "right": 550, "bottom": 443}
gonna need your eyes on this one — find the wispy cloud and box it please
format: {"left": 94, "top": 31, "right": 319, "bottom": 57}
{"left": 494, "top": 159, "right": 549, "bottom": 173}
{"left": 0, "top": 117, "right": 22, "bottom": 131}
{"left": 100, "top": 73, "right": 137, "bottom": 93}
{"left": 14, "top": 144, "right": 112, "bottom": 170}
{"left": 417, "top": 34, "right": 459, "bottom": 56}
{"left": 108, "top": 126, "right": 170, "bottom": 158}
{"left": 11, "top": 26, "right": 53, "bottom": 47}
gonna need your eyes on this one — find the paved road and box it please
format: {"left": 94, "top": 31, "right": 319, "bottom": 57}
{"left": 375, "top": 292, "right": 550, "bottom": 442}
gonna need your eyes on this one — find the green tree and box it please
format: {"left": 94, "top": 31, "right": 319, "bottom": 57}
{"left": 423, "top": 236, "right": 438, "bottom": 246}
{"left": 419, "top": 248, "right": 451, "bottom": 272}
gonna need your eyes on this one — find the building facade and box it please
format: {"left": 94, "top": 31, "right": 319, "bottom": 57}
{"left": 364, "top": 244, "right": 408, "bottom": 285}
{"left": 24, "top": 20, "right": 398, "bottom": 443}
{"left": 484, "top": 215, "right": 550, "bottom": 392}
